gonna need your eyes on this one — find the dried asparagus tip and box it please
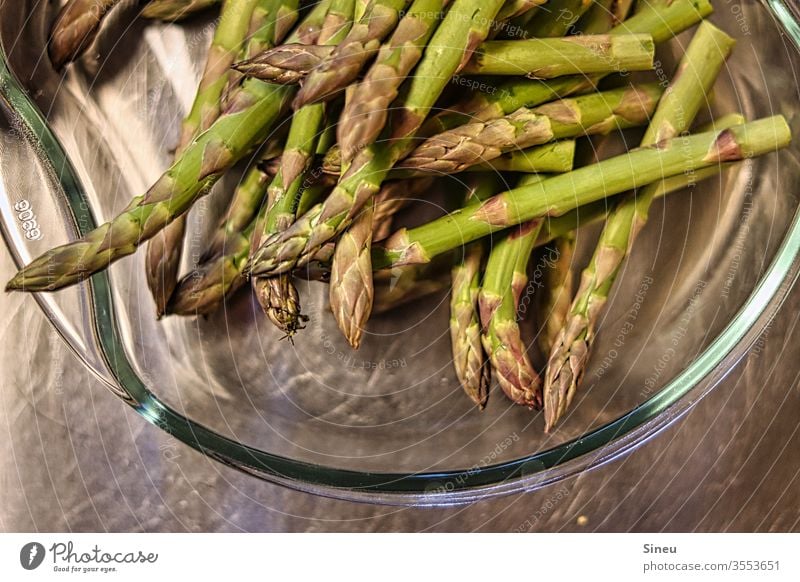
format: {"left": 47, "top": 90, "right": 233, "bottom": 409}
{"left": 254, "top": 276, "right": 308, "bottom": 336}
{"left": 233, "top": 44, "right": 333, "bottom": 84}
{"left": 48, "top": 0, "right": 123, "bottom": 70}
{"left": 329, "top": 202, "right": 375, "bottom": 349}
{"left": 543, "top": 21, "right": 737, "bottom": 432}
{"left": 450, "top": 243, "right": 489, "bottom": 409}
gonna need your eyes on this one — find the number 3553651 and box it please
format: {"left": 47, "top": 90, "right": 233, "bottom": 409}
{"left": 13, "top": 200, "right": 43, "bottom": 240}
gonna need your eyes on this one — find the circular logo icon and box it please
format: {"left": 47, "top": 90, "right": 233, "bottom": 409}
{"left": 20, "top": 542, "right": 45, "bottom": 570}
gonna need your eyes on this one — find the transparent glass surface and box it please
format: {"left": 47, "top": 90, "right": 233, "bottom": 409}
{"left": 1, "top": 0, "right": 799, "bottom": 505}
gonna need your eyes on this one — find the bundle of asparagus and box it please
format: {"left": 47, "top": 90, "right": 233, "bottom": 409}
{"left": 12, "top": 0, "right": 792, "bottom": 431}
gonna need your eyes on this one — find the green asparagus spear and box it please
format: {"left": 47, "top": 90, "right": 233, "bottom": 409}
{"left": 479, "top": 174, "right": 546, "bottom": 408}
{"left": 401, "top": 83, "right": 663, "bottom": 175}
{"left": 321, "top": 138, "right": 575, "bottom": 177}
{"left": 368, "top": 116, "right": 791, "bottom": 271}
{"left": 448, "top": 174, "right": 506, "bottom": 408}
{"left": 48, "top": 0, "right": 123, "bottom": 70}
{"left": 543, "top": 21, "right": 737, "bottom": 431}
{"left": 451, "top": 242, "right": 490, "bottom": 408}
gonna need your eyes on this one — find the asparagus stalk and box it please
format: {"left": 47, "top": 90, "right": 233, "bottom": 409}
{"left": 338, "top": 0, "right": 448, "bottom": 162}
{"left": 448, "top": 174, "right": 506, "bottom": 408}
{"left": 479, "top": 174, "right": 546, "bottom": 408}
{"left": 524, "top": 0, "right": 593, "bottom": 38}
{"left": 543, "top": 21, "right": 737, "bottom": 431}
{"left": 329, "top": 201, "right": 376, "bottom": 348}
{"left": 401, "top": 83, "right": 663, "bottom": 175}
{"left": 146, "top": 0, "right": 261, "bottom": 317}
{"left": 369, "top": 116, "right": 792, "bottom": 271}
{"left": 238, "top": 28, "right": 655, "bottom": 86}
{"left": 48, "top": 0, "right": 123, "bottom": 70}
{"left": 322, "top": 138, "right": 576, "bottom": 176}
{"left": 253, "top": 102, "right": 327, "bottom": 334}
{"left": 424, "top": 0, "right": 707, "bottom": 133}
{"left": 141, "top": 0, "right": 221, "bottom": 21}
{"left": 461, "top": 34, "right": 654, "bottom": 77}
{"left": 451, "top": 243, "right": 490, "bottom": 408}
{"left": 244, "top": 0, "right": 512, "bottom": 278}
{"left": 293, "top": 0, "right": 409, "bottom": 108}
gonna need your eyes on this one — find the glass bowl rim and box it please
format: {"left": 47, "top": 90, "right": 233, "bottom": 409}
{"left": 1, "top": 0, "right": 799, "bottom": 506}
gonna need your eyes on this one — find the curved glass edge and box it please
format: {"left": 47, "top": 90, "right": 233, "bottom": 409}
{"left": 0, "top": 1, "right": 798, "bottom": 506}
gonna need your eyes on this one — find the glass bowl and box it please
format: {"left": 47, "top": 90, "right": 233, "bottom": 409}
{"left": 1, "top": 0, "right": 799, "bottom": 506}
